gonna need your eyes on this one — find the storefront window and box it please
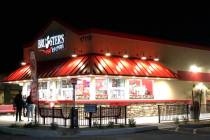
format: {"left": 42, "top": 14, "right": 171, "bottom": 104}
{"left": 76, "top": 78, "right": 90, "bottom": 100}
{"left": 61, "top": 80, "right": 73, "bottom": 100}
{"left": 38, "top": 82, "right": 47, "bottom": 89}
{"left": 61, "top": 80, "right": 72, "bottom": 88}
{"left": 38, "top": 81, "right": 48, "bottom": 100}
{"left": 61, "top": 89, "right": 72, "bottom": 100}
{"left": 109, "top": 78, "right": 125, "bottom": 99}
{"left": 95, "top": 78, "right": 108, "bottom": 99}
{"left": 22, "top": 83, "right": 31, "bottom": 97}
{"left": 129, "top": 79, "right": 154, "bottom": 99}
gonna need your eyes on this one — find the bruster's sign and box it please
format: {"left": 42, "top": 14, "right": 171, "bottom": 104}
{"left": 38, "top": 34, "right": 64, "bottom": 55}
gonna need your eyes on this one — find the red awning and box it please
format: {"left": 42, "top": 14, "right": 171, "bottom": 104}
{"left": 4, "top": 55, "right": 176, "bottom": 81}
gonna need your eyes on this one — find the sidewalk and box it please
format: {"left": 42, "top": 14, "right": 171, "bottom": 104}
{"left": 0, "top": 125, "right": 159, "bottom": 138}
{"left": 0, "top": 114, "right": 160, "bottom": 137}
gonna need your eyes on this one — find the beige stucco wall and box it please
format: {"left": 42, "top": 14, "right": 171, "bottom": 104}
{"left": 154, "top": 80, "right": 210, "bottom": 101}
{"left": 91, "top": 33, "right": 210, "bottom": 73}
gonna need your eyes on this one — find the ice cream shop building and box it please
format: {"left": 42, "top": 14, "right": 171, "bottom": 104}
{"left": 3, "top": 21, "right": 210, "bottom": 117}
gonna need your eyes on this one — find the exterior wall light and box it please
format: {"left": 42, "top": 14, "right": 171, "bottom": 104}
{"left": 105, "top": 52, "right": 111, "bottom": 56}
{"left": 190, "top": 65, "right": 202, "bottom": 73}
{"left": 141, "top": 56, "right": 147, "bottom": 60}
{"left": 123, "top": 54, "right": 129, "bottom": 58}
{"left": 21, "top": 62, "right": 26, "bottom": 66}
{"left": 154, "top": 58, "right": 159, "bottom": 61}
{"left": 72, "top": 54, "right": 77, "bottom": 57}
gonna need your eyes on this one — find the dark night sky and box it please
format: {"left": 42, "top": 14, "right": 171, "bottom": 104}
{"left": 1, "top": 2, "right": 210, "bottom": 75}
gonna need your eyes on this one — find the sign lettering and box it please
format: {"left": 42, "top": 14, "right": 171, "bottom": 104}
{"left": 38, "top": 34, "right": 64, "bottom": 55}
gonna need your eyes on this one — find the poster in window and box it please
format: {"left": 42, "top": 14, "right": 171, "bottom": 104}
{"left": 95, "top": 79, "right": 108, "bottom": 99}
{"left": 129, "top": 79, "right": 154, "bottom": 99}
{"left": 76, "top": 79, "right": 90, "bottom": 100}
{"left": 110, "top": 79, "right": 125, "bottom": 99}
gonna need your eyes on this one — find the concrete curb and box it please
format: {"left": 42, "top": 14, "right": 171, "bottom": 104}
{"left": 0, "top": 126, "right": 158, "bottom": 137}
{"left": 79, "top": 126, "right": 158, "bottom": 136}
{"left": 0, "top": 126, "right": 61, "bottom": 137}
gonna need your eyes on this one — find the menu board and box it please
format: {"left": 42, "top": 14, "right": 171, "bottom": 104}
{"left": 76, "top": 79, "right": 90, "bottom": 100}
{"left": 95, "top": 79, "right": 108, "bottom": 99}
{"left": 129, "top": 79, "right": 154, "bottom": 99}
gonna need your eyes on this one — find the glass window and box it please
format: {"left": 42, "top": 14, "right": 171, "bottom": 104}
{"left": 27, "top": 84, "right": 31, "bottom": 91}
{"left": 38, "top": 82, "right": 47, "bottom": 89}
{"left": 55, "top": 81, "right": 59, "bottom": 89}
{"left": 110, "top": 78, "right": 125, "bottom": 99}
{"left": 76, "top": 78, "right": 90, "bottom": 100}
{"left": 111, "top": 79, "right": 125, "bottom": 87}
{"left": 129, "top": 79, "right": 154, "bottom": 99}
{"left": 61, "top": 80, "right": 72, "bottom": 88}
{"left": 95, "top": 78, "right": 108, "bottom": 99}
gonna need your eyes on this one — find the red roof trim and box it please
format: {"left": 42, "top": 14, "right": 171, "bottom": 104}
{"left": 3, "top": 55, "right": 176, "bottom": 82}
{"left": 178, "top": 70, "right": 210, "bottom": 82}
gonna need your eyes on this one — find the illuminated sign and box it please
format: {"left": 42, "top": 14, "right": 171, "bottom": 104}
{"left": 38, "top": 34, "right": 64, "bottom": 55}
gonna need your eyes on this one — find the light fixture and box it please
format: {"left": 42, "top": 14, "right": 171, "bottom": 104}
{"left": 72, "top": 54, "right": 77, "bottom": 57}
{"left": 141, "top": 52, "right": 147, "bottom": 60}
{"left": 71, "top": 49, "right": 77, "bottom": 57}
{"left": 141, "top": 56, "right": 147, "bottom": 60}
{"left": 105, "top": 52, "right": 111, "bottom": 56}
{"left": 154, "top": 57, "right": 159, "bottom": 61}
{"left": 57, "top": 77, "right": 62, "bottom": 80}
{"left": 21, "top": 62, "right": 26, "bottom": 66}
{"left": 123, "top": 54, "right": 129, "bottom": 58}
{"left": 190, "top": 65, "right": 202, "bottom": 73}
{"left": 194, "top": 82, "right": 207, "bottom": 91}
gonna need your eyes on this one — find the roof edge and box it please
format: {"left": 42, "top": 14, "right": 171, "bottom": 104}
{"left": 23, "top": 18, "right": 210, "bottom": 51}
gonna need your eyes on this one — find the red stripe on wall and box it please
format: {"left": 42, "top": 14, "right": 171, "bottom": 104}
{"left": 39, "top": 99, "right": 191, "bottom": 105}
{"left": 178, "top": 71, "right": 210, "bottom": 82}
